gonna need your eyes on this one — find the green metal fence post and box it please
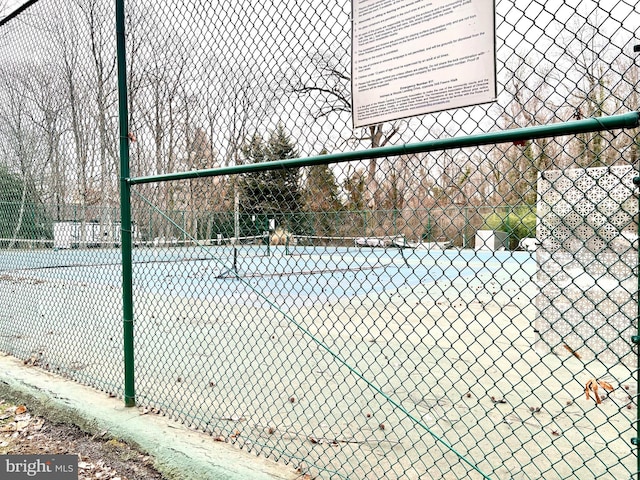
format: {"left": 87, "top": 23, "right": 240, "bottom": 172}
{"left": 634, "top": 175, "right": 640, "bottom": 476}
{"left": 116, "top": 0, "right": 135, "bottom": 407}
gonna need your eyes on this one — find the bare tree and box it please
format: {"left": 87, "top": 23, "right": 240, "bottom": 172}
{"left": 493, "top": 56, "right": 557, "bottom": 204}
{"left": 0, "top": 0, "right": 9, "bottom": 19}
{"left": 612, "top": 55, "right": 639, "bottom": 166}
{"left": 0, "top": 66, "right": 45, "bottom": 246}
{"left": 44, "top": 4, "right": 97, "bottom": 227}
{"left": 561, "top": 11, "right": 618, "bottom": 167}
{"left": 378, "top": 155, "right": 414, "bottom": 211}
{"left": 286, "top": 48, "right": 401, "bottom": 208}
{"left": 132, "top": 29, "right": 191, "bottom": 231}
{"left": 75, "top": 0, "right": 119, "bottom": 213}
{"left": 18, "top": 62, "right": 68, "bottom": 219}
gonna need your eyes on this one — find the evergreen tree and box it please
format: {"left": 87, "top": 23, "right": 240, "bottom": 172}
{"left": 303, "top": 151, "right": 343, "bottom": 236}
{"left": 0, "top": 165, "right": 51, "bottom": 242}
{"left": 343, "top": 168, "right": 367, "bottom": 212}
{"left": 238, "top": 125, "right": 302, "bottom": 232}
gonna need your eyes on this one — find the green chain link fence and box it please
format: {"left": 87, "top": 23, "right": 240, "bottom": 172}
{"left": 1, "top": 0, "right": 639, "bottom": 479}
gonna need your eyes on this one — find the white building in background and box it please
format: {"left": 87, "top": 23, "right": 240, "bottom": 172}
{"left": 53, "top": 221, "right": 123, "bottom": 249}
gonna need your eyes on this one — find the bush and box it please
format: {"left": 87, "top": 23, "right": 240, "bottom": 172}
{"left": 483, "top": 205, "right": 536, "bottom": 249}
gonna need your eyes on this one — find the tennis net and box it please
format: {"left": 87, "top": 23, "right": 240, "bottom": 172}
{"left": 0, "top": 234, "right": 270, "bottom": 273}
{"left": 136, "top": 233, "right": 268, "bottom": 249}
{"left": 284, "top": 234, "right": 402, "bottom": 255}
{"left": 0, "top": 238, "right": 55, "bottom": 250}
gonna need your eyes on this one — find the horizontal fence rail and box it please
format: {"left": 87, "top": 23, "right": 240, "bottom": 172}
{"left": 128, "top": 113, "right": 640, "bottom": 185}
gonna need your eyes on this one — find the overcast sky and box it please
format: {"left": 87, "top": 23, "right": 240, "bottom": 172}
{"left": 1, "top": 0, "right": 637, "bottom": 153}
{"left": 1, "top": 0, "right": 33, "bottom": 20}
{"left": 1, "top": 1, "right": 19, "bottom": 16}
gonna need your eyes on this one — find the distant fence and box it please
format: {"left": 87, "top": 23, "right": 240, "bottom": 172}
{"left": 0, "top": 201, "right": 532, "bottom": 250}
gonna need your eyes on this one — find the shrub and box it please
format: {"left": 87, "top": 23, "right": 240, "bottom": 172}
{"left": 483, "top": 205, "right": 536, "bottom": 249}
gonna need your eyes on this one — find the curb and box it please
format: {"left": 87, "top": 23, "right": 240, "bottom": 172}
{"left": 0, "top": 354, "right": 297, "bottom": 480}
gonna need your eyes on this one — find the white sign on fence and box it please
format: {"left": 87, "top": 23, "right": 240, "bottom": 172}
{"left": 351, "top": 0, "right": 496, "bottom": 128}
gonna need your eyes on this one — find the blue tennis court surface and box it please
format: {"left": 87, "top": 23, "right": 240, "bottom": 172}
{"left": 0, "top": 245, "right": 536, "bottom": 306}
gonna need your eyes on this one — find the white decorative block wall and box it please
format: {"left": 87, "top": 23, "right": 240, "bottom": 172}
{"left": 534, "top": 165, "right": 638, "bottom": 366}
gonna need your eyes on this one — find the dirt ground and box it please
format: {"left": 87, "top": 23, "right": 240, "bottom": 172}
{"left": 0, "top": 400, "right": 167, "bottom": 480}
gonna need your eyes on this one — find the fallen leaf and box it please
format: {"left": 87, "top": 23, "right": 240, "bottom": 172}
{"left": 598, "top": 380, "right": 614, "bottom": 392}
{"left": 218, "top": 415, "right": 245, "bottom": 422}
{"left": 15, "top": 421, "right": 30, "bottom": 431}
{"left": 563, "top": 343, "right": 581, "bottom": 359}
{"left": 0, "top": 423, "right": 16, "bottom": 432}
{"left": 14, "top": 406, "right": 26, "bottom": 415}
{"left": 91, "top": 430, "right": 108, "bottom": 440}
{"left": 585, "top": 378, "right": 614, "bottom": 405}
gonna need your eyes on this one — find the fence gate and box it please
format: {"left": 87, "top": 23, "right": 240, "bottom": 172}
{"left": 0, "top": 0, "right": 639, "bottom": 479}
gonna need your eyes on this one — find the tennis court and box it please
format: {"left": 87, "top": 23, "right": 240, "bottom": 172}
{"left": 0, "top": 239, "right": 634, "bottom": 479}
{"left": 0, "top": 237, "right": 535, "bottom": 304}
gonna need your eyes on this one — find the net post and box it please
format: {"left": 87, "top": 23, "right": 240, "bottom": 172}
{"left": 233, "top": 246, "right": 238, "bottom": 277}
{"left": 264, "top": 230, "right": 270, "bottom": 256}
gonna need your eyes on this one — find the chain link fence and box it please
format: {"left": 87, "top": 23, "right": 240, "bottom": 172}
{"left": 1, "top": 0, "right": 639, "bottom": 478}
